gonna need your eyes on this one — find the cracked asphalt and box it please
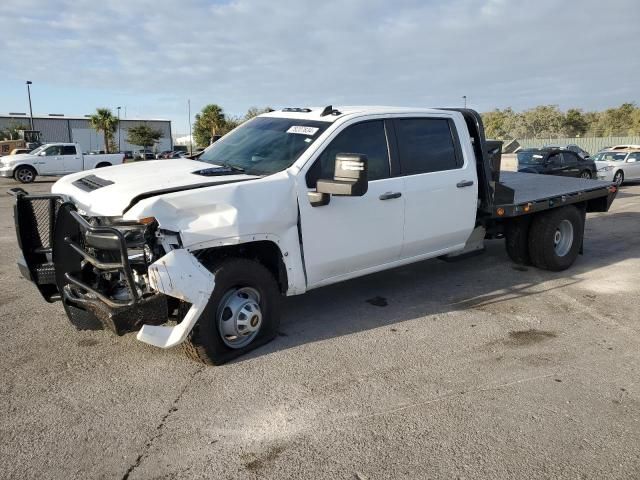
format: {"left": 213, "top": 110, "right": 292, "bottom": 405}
{"left": 1, "top": 177, "right": 639, "bottom": 479}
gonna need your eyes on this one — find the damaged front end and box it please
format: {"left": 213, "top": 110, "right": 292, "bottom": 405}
{"left": 13, "top": 191, "right": 212, "bottom": 345}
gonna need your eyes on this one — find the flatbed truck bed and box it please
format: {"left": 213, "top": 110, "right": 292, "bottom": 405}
{"left": 492, "top": 172, "right": 617, "bottom": 218}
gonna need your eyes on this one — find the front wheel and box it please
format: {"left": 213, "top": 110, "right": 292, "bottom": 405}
{"left": 183, "top": 258, "right": 281, "bottom": 365}
{"left": 528, "top": 206, "right": 584, "bottom": 271}
{"left": 580, "top": 170, "right": 592, "bottom": 179}
{"left": 613, "top": 170, "right": 624, "bottom": 186}
{"left": 14, "top": 166, "right": 36, "bottom": 184}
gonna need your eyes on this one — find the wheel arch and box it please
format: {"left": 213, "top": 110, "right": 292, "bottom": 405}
{"left": 13, "top": 163, "right": 40, "bottom": 175}
{"left": 95, "top": 162, "right": 112, "bottom": 168}
{"left": 194, "top": 240, "right": 289, "bottom": 294}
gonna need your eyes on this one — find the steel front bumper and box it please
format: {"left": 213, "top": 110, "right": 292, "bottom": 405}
{"left": 12, "top": 191, "right": 214, "bottom": 347}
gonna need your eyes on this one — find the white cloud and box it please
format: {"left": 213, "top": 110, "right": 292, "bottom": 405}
{"left": 0, "top": 0, "right": 638, "bottom": 123}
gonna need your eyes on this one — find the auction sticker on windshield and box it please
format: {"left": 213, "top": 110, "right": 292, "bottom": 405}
{"left": 287, "top": 126, "right": 319, "bottom": 136}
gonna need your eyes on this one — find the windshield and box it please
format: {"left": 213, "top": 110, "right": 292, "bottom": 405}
{"left": 517, "top": 151, "right": 546, "bottom": 165}
{"left": 198, "top": 117, "right": 330, "bottom": 175}
{"left": 592, "top": 152, "right": 627, "bottom": 162}
{"left": 29, "top": 145, "right": 46, "bottom": 155}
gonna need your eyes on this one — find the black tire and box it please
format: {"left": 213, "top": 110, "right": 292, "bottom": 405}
{"left": 579, "top": 170, "right": 592, "bottom": 179}
{"left": 613, "top": 170, "right": 624, "bottom": 186}
{"left": 95, "top": 162, "right": 111, "bottom": 168}
{"left": 528, "top": 206, "right": 584, "bottom": 271}
{"left": 504, "top": 216, "right": 532, "bottom": 265}
{"left": 183, "top": 258, "right": 281, "bottom": 365}
{"left": 14, "top": 165, "right": 37, "bottom": 183}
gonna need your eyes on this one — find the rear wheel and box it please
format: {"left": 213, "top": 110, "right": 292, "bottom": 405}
{"left": 528, "top": 206, "right": 584, "bottom": 271}
{"left": 613, "top": 170, "right": 624, "bottom": 186}
{"left": 183, "top": 258, "right": 281, "bottom": 365}
{"left": 14, "top": 166, "right": 36, "bottom": 184}
{"left": 95, "top": 162, "right": 111, "bottom": 168}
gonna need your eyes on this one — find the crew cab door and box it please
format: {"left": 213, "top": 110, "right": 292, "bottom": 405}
{"left": 545, "top": 153, "right": 564, "bottom": 175}
{"left": 298, "top": 119, "right": 404, "bottom": 287}
{"left": 392, "top": 116, "right": 478, "bottom": 258}
{"left": 61, "top": 145, "right": 82, "bottom": 172}
{"left": 34, "top": 145, "right": 65, "bottom": 174}
{"left": 561, "top": 152, "right": 580, "bottom": 177}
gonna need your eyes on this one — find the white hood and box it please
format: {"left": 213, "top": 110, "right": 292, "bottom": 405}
{"left": 51, "top": 159, "right": 256, "bottom": 216}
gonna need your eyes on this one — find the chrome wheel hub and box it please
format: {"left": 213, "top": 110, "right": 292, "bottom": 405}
{"left": 217, "top": 287, "right": 262, "bottom": 349}
{"left": 553, "top": 219, "right": 574, "bottom": 257}
{"left": 18, "top": 169, "right": 33, "bottom": 182}
{"left": 614, "top": 173, "right": 623, "bottom": 185}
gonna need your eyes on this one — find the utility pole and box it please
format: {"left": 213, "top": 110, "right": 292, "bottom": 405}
{"left": 188, "top": 99, "right": 193, "bottom": 156}
{"left": 462, "top": 95, "right": 467, "bottom": 108}
{"left": 117, "top": 106, "right": 121, "bottom": 152}
{"left": 26, "top": 81, "right": 34, "bottom": 130}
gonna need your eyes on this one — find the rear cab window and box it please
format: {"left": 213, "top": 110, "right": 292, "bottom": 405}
{"left": 393, "top": 118, "right": 462, "bottom": 175}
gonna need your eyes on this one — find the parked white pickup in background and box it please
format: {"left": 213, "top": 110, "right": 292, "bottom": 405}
{"left": 0, "top": 143, "right": 125, "bottom": 183}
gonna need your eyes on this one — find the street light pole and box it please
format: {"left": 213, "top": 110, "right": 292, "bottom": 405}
{"left": 188, "top": 99, "right": 193, "bottom": 156}
{"left": 117, "top": 106, "right": 121, "bottom": 152}
{"left": 26, "top": 81, "right": 34, "bottom": 130}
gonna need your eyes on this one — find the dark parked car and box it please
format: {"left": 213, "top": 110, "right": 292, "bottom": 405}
{"left": 517, "top": 148, "right": 597, "bottom": 179}
{"left": 543, "top": 144, "right": 590, "bottom": 159}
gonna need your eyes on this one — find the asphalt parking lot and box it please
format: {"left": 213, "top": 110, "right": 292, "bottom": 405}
{"left": 1, "top": 177, "right": 639, "bottom": 479}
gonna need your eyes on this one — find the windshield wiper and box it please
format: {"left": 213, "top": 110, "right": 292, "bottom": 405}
{"left": 220, "top": 162, "right": 245, "bottom": 173}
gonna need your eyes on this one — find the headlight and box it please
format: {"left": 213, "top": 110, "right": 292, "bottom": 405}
{"left": 597, "top": 165, "right": 614, "bottom": 172}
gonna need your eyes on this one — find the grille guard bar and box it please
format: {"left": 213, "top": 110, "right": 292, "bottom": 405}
{"left": 62, "top": 209, "right": 140, "bottom": 308}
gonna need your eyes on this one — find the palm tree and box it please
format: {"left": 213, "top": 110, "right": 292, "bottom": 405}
{"left": 89, "top": 108, "right": 118, "bottom": 153}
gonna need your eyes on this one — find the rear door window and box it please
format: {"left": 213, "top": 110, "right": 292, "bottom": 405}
{"left": 561, "top": 152, "right": 578, "bottom": 166}
{"left": 62, "top": 145, "right": 77, "bottom": 155}
{"left": 394, "top": 118, "right": 461, "bottom": 175}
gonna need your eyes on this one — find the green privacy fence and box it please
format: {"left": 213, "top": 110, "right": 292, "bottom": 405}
{"left": 517, "top": 136, "right": 640, "bottom": 154}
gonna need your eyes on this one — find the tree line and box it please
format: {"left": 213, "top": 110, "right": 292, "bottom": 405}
{"left": 193, "top": 105, "right": 270, "bottom": 148}
{"left": 88, "top": 108, "right": 162, "bottom": 153}
{"left": 482, "top": 103, "right": 640, "bottom": 140}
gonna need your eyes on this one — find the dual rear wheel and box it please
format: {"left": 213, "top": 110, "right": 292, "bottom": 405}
{"left": 505, "top": 205, "right": 584, "bottom": 271}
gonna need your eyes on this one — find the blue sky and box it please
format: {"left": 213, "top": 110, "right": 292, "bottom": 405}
{"left": 1, "top": 0, "right": 639, "bottom": 134}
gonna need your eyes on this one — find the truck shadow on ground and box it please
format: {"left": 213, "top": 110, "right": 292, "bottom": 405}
{"left": 248, "top": 210, "right": 640, "bottom": 361}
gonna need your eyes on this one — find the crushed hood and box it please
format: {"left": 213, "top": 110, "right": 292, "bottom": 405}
{"left": 51, "top": 159, "right": 257, "bottom": 216}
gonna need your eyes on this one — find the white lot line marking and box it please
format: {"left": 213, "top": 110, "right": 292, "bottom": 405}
{"left": 359, "top": 372, "right": 557, "bottom": 420}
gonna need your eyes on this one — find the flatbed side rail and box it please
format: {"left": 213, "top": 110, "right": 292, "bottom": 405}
{"left": 492, "top": 184, "right": 618, "bottom": 218}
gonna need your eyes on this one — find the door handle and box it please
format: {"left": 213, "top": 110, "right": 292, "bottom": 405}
{"left": 456, "top": 180, "right": 474, "bottom": 188}
{"left": 379, "top": 192, "right": 402, "bottom": 200}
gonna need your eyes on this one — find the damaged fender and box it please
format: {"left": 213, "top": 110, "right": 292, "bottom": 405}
{"left": 136, "top": 249, "right": 214, "bottom": 348}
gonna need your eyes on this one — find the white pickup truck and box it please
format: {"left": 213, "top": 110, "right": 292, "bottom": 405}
{"left": 0, "top": 143, "right": 124, "bottom": 183}
{"left": 11, "top": 107, "right": 618, "bottom": 365}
